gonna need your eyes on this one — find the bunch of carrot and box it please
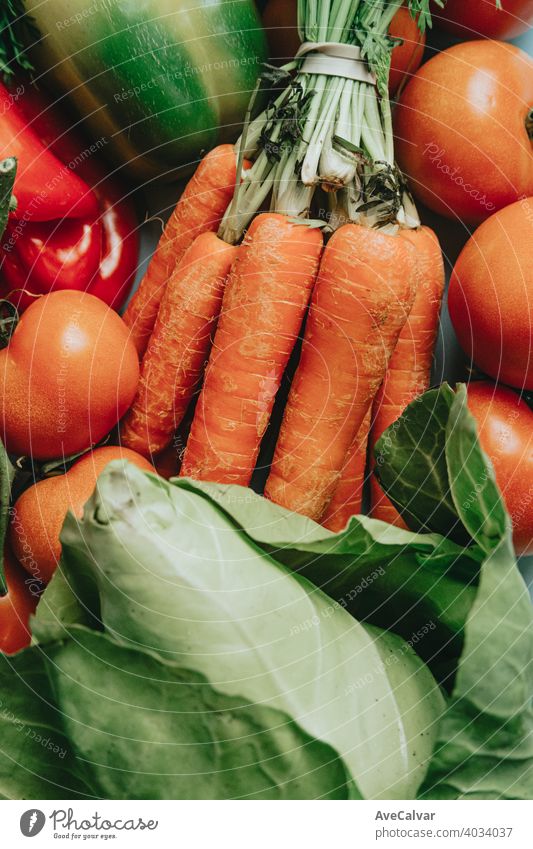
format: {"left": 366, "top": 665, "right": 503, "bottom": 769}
{"left": 121, "top": 179, "right": 443, "bottom": 529}
{"left": 118, "top": 0, "right": 445, "bottom": 534}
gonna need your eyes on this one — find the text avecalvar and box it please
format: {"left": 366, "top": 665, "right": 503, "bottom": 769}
{"left": 375, "top": 811, "right": 436, "bottom": 821}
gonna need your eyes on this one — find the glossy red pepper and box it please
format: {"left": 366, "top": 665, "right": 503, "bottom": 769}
{"left": 0, "top": 80, "right": 139, "bottom": 312}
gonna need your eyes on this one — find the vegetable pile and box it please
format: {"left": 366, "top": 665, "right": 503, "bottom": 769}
{"left": 0, "top": 0, "right": 532, "bottom": 802}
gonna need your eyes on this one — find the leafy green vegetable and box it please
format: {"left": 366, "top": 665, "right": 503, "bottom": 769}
{"left": 375, "top": 385, "right": 469, "bottom": 543}
{"left": 0, "top": 627, "right": 351, "bottom": 799}
{"left": 445, "top": 386, "right": 510, "bottom": 552}
{"left": 374, "top": 383, "right": 511, "bottom": 551}
{"left": 179, "top": 479, "right": 481, "bottom": 681}
{"left": 30, "top": 557, "right": 97, "bottom": 639}
{"left": 50, "top": 463, "right": 444, "bottom": 800}
{"left": 417, "top": 387, "right": 533, "bottom": 799}
{"left": 0, "top": 642, "right": 91, "bottom": 799}
{"left": 420, "top": 536, "right": 533, "bottom": 799}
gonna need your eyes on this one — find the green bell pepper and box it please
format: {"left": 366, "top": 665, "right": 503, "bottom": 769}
{"left": 24, "top": 0, "right": 267, "bottom": 181}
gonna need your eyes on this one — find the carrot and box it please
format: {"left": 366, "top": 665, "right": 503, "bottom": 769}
{"left": 264, "top": 223, "right": 418, "bottom": 522}
{"left": 320, "top": 408, "right": 371, "bottom": 532}
{"left": 123, "top": 144, "right": 243, "bottom": 356}
{"left": 369, "top": 225, "right": 445, "bottom": 525}
{"left": 120, "top": 232, "right": 237, "bottom": 458}
{"left": 180, "top": 213, "right": 323, "bottom": 486}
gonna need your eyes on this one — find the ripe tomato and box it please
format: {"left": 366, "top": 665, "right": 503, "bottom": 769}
{"left": 433, "top": 0, "right": 533, "bottom": 40}
{"left": 10, "top": 446, "right": 155, "bottom": 584}
{"left": 466, "top": 381, "right": 533, "bottom": 556}
{"left": 389, "top": 5, "right": 426, "bottom": 96}
{"left": 448, "top": 198, "right": 533, "bottom": 391}
{"left": 261, "top": 0, "right": 424, "bottom": 94}
{"left": 395, "top": 41, "right": 533, "bottom": 224}
{"left": 0, "top": 547, "right": 39, "bottom": 654}
{"left": 0, "top": 290, "right": 139, "bottom": 460}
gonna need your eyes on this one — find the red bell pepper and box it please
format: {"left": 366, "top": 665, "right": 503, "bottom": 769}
{"left": 0, "top": 80, "right": 138, "bottom": 312}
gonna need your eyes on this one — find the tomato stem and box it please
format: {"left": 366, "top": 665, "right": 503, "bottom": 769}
{"left": 0, "top": 156, "right": 17, "bottom": 241}
{"left": 0, "top": 299, "right": 18, "bottom": 349}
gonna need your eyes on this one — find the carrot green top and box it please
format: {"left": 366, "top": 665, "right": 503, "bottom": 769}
{"left": 219, "top": 0, "right": 438, "bottom": 243}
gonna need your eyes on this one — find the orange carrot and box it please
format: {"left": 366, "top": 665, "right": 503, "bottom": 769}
{"left": 321, "top": 409, "right": 371, "bottom": 532}
{"left": 180, "top": 214, "right": 323, "bottom": 485}
{"left": 120, "top": 232, "right": 238, "bottom": 458}
{"left": 264, "top": 223, "right": 418, "bottom": 522}
{"left": 369, "top": 225, "right": 445, "bottom": 525}
{"left": 123, "top": 145, "right": 243, "bottom": 356}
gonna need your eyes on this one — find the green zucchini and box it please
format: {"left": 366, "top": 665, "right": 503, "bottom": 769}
{"left": 25, "top": 0, "right": 266, "bottom": 181}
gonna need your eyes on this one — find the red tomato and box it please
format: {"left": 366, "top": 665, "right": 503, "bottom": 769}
{"left": 433, "top": 0, "right": 533, "bottom": 40}
{"left": 11, "top": 446, "right": 155, "bottom": 584}
{"left": 389, "top": 6, "right": 426, "bottom": 96}
{"left": 466, "top": 381, "right": 533, "bottom": 556}
{"left": 0, "top": 290, "right": 139, "bottom": 460}
{"left": 395, "top": 40, "right": 533, "bottom": 224}
{"left": 261, "top": 0, "right": 424, "bottom": 94}
{"left": 448, "top": 198, "right": 533, "bottom": 391}
{"left": 0, "top": 548, "right": 39, "bottom": 655}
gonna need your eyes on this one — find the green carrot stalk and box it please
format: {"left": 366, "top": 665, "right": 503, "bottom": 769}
{"left": 219, "top": 0, "right": 439, "bottom": 243}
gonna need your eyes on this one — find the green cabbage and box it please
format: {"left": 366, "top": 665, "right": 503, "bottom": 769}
{"left": 50, "top": 464, "right": 444, "bottom": 800}
{"left": 1, "top": 384, "right": 530, "bottom": 800}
